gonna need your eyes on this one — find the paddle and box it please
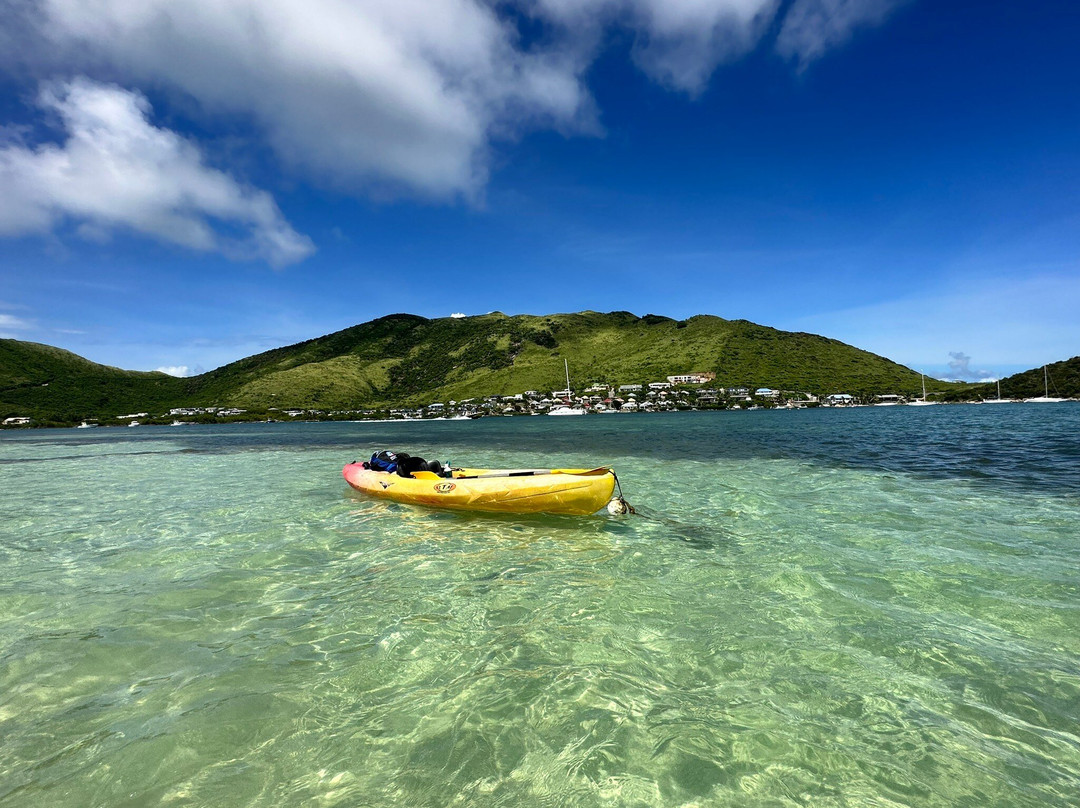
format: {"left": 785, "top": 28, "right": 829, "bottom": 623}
{"left": 409, "top": 467, "right": 611, "bottom": 480}
{"left": 468, "top": 467, "right": 611, "bottom": 479}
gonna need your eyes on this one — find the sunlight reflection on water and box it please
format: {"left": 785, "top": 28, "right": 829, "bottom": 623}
{"left": 2, "top": 408, "right": 1079, "bottom": 806}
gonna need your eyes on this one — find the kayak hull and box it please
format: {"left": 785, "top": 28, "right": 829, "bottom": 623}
{"left": 343, "top": 463, "right": 616, "bottom": 515}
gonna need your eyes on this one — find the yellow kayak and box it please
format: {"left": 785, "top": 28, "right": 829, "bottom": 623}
{"left": 342, "top": 463, "right": 617, "bottom": 515}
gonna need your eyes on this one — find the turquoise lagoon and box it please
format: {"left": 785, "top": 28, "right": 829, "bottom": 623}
{"left": 1, "top": 406, "right": 1079, "bottom": 807}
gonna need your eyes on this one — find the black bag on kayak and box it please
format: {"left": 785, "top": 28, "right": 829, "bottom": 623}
{"left": 364, "top": 449, "right": 446, "bottom": 478}
{"left": 395, "top": 454, "right": 446, "bottom": 478}
{"left": 365, "top": 450, "right": 398, "bottom": 473}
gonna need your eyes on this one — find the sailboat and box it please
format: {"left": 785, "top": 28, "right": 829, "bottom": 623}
{"left": 982, "top": 379, "right": 1013, "bottom": 404}
{"left": 548, "top": 359, "right": 586, "bottom": 415}
{"left": 1024, "top": 366, "right": 1067, "bottom": 403}
{"left": 908, "top": 372, "right": 939, "bottom": 406}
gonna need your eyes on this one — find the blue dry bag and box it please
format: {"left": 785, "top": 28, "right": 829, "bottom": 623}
{"left": 368, "top": 450, "right": 398, "bottom": 473}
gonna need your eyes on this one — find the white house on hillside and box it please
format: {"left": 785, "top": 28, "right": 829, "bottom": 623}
{"left": 667, "top": 372, "right": 716, "bottom": 384}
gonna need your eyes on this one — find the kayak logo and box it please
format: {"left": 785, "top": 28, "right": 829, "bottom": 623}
{"left": 434, "top": 482, "right": 456, "bottom": 493}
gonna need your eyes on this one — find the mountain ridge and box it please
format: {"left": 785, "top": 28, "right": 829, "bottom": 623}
{"left": 4, "top": 310, "right": 1073, "bottom": 424}
{"left": 177, "top": 310, "right": 932, "bottom": 408}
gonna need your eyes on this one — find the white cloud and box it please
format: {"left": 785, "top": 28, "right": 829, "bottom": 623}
{"left": 27, "top": 0, "right": 593, "bottom": 200}
{"left": 776, "top": 0, "right": 908, "bottom": 67}
{"left": 450, "top": 312, "right": 467, "bottom": 318}
{"left": 946, "top": 351, "right": 993, "bottom": 382}
{"left": 155, "top": 365, "right": 191, "bottom": 377}
{"left": 532, "top": 0, "right": 780, "bottom": 94}
{"left": 0, "top": 0, "right": 905, "bottom": 204}
{"left": 0, "top": 313, "right": 35, "bottom": 337}
{"left": 0, "top": 77, "right": 314, "bottom": 266}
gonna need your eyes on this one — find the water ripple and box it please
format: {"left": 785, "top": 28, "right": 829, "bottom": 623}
{"left": 1, "top": 412, "right": 1079, "bottom": 806}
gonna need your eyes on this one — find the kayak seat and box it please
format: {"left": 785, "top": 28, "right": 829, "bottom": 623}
{"left": 395, "top": 455, "right": 450, "bottom": 478}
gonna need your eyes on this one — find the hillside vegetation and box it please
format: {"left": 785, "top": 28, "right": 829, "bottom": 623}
{"left": 2, "top": 310, "right": 990, "bottom": 422}
{"left": 0, "top": 340, "right": 185, "bottom": 423}
{"left": 187, "top": 311, "right": 943, "bottom": 408}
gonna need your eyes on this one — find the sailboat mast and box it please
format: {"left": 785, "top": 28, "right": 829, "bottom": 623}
{"left": 1045, "top": 365, "right": 1049, "bottom": 398}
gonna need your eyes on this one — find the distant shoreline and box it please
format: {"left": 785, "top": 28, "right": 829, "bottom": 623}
{"left": 5, "top": 398, "right": 1078, "bottom": 433}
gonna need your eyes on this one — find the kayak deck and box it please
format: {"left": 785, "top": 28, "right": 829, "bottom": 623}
{"left": 342, "top": 463, "right": 616, "bottom": 515}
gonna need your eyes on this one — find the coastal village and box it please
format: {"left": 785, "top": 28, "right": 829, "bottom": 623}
{"left": 3, "top": 370, "right": 987, "bottom": 428}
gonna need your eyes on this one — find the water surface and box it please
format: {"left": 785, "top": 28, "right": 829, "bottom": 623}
{"left": 2, "top": 407, "right": 1079, "bottom": 806}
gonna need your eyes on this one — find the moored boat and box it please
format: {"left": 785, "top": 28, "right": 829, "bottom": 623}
{"left": 908, "top": 372, "right": 939, "bottom": 406}
{"left": 343, "top": 463, "right": 617, "bottom": 515}
{"left": 1025, "top": 366, "right": 1067, "bottom": 403}
{"left": 548, "top": 358, "right": 586, "bottom": 415}
{"left": 548, "top": 405, "right": 586, "bottom": 416}
{"left": 983, "top": 380, "right": 1014, "bottom": 404}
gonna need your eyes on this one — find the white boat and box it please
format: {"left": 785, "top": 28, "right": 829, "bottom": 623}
{"left": 76, "top": 421, "right": 97, "bottom": 428}
{"left": 908, "top": 373, "right": 939, "bottom": 406}
{"left": 1025, "top": 366, "right": 1067, "bottom": 403}
{"left": 548, "top": 406, "right": 585, "bottom": 416}
{"left": 548, "top": 359, "right": 585, "bottom": 415}
{"left": 983, "top": 380, "right": 1013, "bottom": 404}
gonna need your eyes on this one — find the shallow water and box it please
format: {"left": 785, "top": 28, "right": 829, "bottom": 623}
{"left": 2, "top": 407, "right": 1079, "bottom": 807}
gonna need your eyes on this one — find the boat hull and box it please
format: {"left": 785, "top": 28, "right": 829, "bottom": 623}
{"left": 343, "top": 464, "right": 616, "bottom": 515}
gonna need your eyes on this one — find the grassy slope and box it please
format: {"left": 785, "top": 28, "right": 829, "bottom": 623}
{"left": 232, "top": 355, "right": 397, "bottom": 409}
{"left": 191, "top": 311, "right": 940, "bottom": 410}
{"left": 1, "top": 312, "right": 981, "bottom": 420}
{"left": 19, "top": 312, "right": 1046, "bottom": 421}
{"left": 413, "top": 314, "right": 927, "bottom": 404}
{"left": 0, "top": 339, "right": 184, "bottom": 420}
{"left": 6, "top": 312, "right": 971, "bottom": 419}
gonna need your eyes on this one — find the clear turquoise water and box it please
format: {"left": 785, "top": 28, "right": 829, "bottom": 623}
{"left": 2, "top": 407, "right": 1079, "bottom": 807}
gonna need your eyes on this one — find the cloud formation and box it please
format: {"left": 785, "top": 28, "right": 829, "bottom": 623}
{"left": 155, "top": 365, "right": 191, "bottom": 377}
{"left": 0, "top": 78, "right": 313, "bottom": 266}
{"left": 776, "top": 0, "right": 908, "bottom": 67}
{"left": 532, "top": 0, "right": 781, "bottom": 94}
{"left": 0, "top": 312, "right": 35, "bottom": 337}
{"left": 947, "top": 351, "right": 993, "bottom": 382}
{"left": 1, "top": 0, "right": 906, "bottom": 206}
{"left": 26, "top": 0, "right": 591, "bottom": 200}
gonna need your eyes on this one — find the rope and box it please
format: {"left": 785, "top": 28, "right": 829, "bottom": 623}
{"left": 609, "top": 470, "right": 636, "bottom": 515}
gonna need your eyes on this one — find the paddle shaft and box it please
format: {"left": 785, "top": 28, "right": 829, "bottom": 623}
{"left": 459, "top": 467, "right": 610, "bottom": 480}
{"left": 466, "top": 470, "right": 554, "bottom": 479}
{"left": 405, "top": 467, "right": 610, "bottom": 481}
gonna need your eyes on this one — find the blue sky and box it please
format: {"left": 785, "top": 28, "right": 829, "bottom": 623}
{"left": 1, "top": 0, "right": 1078, "bottom": 381}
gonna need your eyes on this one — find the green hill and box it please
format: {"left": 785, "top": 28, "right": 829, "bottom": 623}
{"left": 0, "top": 340, "right": 185, "bottom": 423}
{"left": 4, "top": 311, "right": 975, "bottom": 423}
{"left": 180, "top": 311, "right": 945, "bottom": 410}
